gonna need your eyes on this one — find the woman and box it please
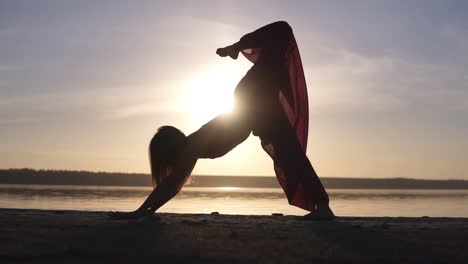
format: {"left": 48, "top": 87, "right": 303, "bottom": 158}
{"left": 109, "top": 21, "right": 335, "bottom": 220}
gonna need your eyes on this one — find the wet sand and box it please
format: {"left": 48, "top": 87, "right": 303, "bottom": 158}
{"left": 1, "top": 209, "right": 467, "bottom": 263}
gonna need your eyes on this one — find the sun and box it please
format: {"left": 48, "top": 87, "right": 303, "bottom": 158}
{"left": 184, "top": 65, "right": 240, "bottom": 123}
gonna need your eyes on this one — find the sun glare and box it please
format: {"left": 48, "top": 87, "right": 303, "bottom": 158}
{"left": 184, "top": 65, "right": 240, "bottom": 123}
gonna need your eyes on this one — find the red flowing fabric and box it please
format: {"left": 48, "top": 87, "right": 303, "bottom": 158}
{"left": 241, "top": 36, "right": 308, "bottom": 149}
{"left": 241, "top": 31, "right": 326, "bottom": 211}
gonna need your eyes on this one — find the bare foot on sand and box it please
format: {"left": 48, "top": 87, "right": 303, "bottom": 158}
{"left": 304, "top": 206, "right": 335, "bottom": 221}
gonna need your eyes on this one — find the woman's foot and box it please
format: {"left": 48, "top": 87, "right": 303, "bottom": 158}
{"left": 304, "top": 205, "right": 335, "bottom": 221}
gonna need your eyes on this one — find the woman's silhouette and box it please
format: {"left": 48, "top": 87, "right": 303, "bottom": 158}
{"left": 109, "top": 21, "right": 335, "bottom": 220}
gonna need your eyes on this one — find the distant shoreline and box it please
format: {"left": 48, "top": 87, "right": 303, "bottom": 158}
{"left": 1, "top": 168, "right": 468, "bottom": 189}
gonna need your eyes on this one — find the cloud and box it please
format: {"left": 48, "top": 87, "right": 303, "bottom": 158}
{"left": 305, "top": 46, "right": 467, "bottom": 113}
{"left": 0, "top": 84, "right": 187, "bottom": 126}
{"left": 306, "top": 49, "right": 408, "bottom": 112}
{"left": 110, "top": 102, "right": 179, "bottom": 120}
{"left": 440, "top": 24, "right": 468, "bottom": 55}
{"left": 454, "top": 96, "right": 468, "bottom": 112}
{"left": 0, "top": 117, "right": 39, "bottom": 126}
{"left": 0, "top": 65, "right": 15, "bottom": 71}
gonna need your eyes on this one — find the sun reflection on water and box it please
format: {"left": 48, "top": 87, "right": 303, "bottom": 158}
{"left": 216, "top": 186, "right": 241, "bottom": 191}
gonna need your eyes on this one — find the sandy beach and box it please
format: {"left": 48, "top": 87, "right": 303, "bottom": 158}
{"left": 0, "top": 209, "right": 466, "bottom": 263}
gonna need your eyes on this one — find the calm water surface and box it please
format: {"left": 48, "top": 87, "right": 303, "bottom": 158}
{"left": 1, "top": 184, "right": 467, "bottom": 217}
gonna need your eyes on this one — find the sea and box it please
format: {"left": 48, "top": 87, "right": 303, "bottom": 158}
{"left": 1, "top": 184, "right": 467, "bottom": 217}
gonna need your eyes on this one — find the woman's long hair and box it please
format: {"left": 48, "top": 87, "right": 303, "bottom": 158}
{"left": 148, "top": 126, "right": 187, "bottom": 188}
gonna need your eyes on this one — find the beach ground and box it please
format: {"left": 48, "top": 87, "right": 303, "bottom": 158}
{"left": 0, "top": 209, "right": 467, "bottom": 263}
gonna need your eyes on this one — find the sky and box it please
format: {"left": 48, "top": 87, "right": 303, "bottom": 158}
{"left": 1, "top": 0, "right": 467, "bottom": 179}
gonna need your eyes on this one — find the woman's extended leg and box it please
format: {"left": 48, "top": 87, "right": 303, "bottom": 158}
{"left": 261, "top": 116, "right": 334, "bottom": 219}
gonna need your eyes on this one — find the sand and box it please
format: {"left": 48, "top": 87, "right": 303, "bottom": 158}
{"left": 0, "top": 209, "right": 467, "bottom": 263}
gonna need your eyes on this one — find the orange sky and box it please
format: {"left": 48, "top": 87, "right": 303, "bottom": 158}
{"left": 1, "top": 1, "right": 467, "bottom": 179}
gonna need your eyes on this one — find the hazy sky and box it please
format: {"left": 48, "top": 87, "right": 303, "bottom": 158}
{"left": 1, "top": 1, "right": 467, "bottom": 179}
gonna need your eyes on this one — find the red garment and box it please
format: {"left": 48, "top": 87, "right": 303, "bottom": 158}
{"left": 242, "top": 35, "right": 308, "bottom": 151}
{"left": 241, "top": 23, "right": 328, "bottom": 211}
{"left": 188, "top": 22, "right": 328, "bottom": 211}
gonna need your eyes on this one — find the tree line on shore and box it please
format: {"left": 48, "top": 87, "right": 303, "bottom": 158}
{"left": 1, "top": 168, "right": 467, "bottom": 189}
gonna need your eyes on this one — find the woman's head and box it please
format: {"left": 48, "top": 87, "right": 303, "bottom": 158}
{"left": 149, "top": 126, "right": 186, "bottom": 187}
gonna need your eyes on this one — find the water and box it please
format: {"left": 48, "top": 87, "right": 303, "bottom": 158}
{"left": 1, "top": 184, "right": 467, "bottom": 217}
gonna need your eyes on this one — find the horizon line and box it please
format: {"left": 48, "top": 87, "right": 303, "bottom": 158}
{"left": 1, "top": 168, "right": 466, "bottom": 182}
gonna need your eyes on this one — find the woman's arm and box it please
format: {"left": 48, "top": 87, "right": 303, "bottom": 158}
{"left": 108, "top": 175, "right": 187, "bottom": 220}
{"left": 109, "top": 155, "right": 197, "bottom": 220}
{"left": 108, "top": 173, "right": 188, "bottom": 220}
{"left": 108, "top": 178, "right": 182, "bottom": 220}
{"left": 236, "top": 21, "right": 292, "bottom": 50}
{"left": 217, "top": 21, "right": 292, "bottom": 59}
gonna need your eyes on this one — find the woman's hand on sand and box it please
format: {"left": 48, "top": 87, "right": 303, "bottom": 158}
{"left": 216, "top": 45, "right": 239, "bottom": 60}
{"left": 107, "top": 209, "right": 152, "bottom": 220}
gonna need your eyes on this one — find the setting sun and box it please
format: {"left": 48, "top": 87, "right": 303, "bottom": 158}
{"left": 184, "top": 64, "right": 242, "bottom": 123}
